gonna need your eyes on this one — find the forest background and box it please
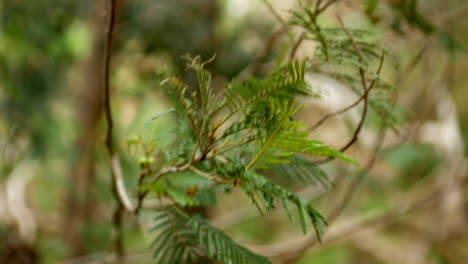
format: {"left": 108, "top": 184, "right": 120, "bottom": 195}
{"left": 1, "top": 0, "right": 468, "bottom": 263}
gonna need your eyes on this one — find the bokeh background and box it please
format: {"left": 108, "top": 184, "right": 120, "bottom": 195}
{"left": 1, "top": 0, "right": 467, "bottom": 263}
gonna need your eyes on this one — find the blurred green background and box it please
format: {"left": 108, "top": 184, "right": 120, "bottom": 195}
{"left": 0, "top": 0, "right": 467, "bottom": 263}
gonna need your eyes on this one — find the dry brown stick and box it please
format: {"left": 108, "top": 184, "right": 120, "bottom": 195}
{"left": 102, "top": 0, "right": 133, "bottom": 211}
{"left": 102, "top": 0, "right": 133, "bottom": 256}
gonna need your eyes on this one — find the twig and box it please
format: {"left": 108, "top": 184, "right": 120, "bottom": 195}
{"left": 102, "top": 0, "right": 132, "bottom": 256}
{"left": 310, "top": 92, "right": 367, "bottom": 131}
{"left": 316, "top": 0, "right": 339, "bottom": 17}
{"left": 134, "top": 162, "right": 192, "bottom": 213}
{"left": 289, "top": 32, "right": 306, "bottom": 61}
{"left": 337, "top": 54, "right": 385, "bottom": 153}
{"left": 312, "top": 20, "right": 385, "bottom": 165}
{"left": 314, "top": 0, "right": 324, "bottom": 13}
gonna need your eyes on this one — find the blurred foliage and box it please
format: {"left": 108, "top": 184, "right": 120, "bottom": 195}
{"left": 0, "top": 0, "right": 467, "bottom": 263}
{"left": 381, "top": 143, "right": 442, "bottom": 188}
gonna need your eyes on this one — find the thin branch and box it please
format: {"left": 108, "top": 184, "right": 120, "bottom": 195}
{"left": 103, "top": 0, "right": 115, "bottom": 157}
{"left": 338, "top": 57, "right": 384, "bottom": 153}
{"left": 111, "top": 155, "right": 134, "bottom": 210}
{"left": 337, "top": 16, "right": 364, "bottom": 61}
{"left": 102, "top": 0, "right": 133, "bottom": 210}
{"left": 134, "top": 162, "right": 192, "bottom": 213}
{"left": 102, "top": 0, "right": 131, "bottom": 256}
{"left": 312, "top": 20, "right": 385, "bottom": 165}
{"left": 189, "top": 165, "right": 230, "bottom": 185}
{"left": 314, "top": 0, "right": 324, "bottom": 13}
{"left": 316, "top": 0, "right": 339, "bottom": 16}
{"left": 310, "top": 92, "right": 367, "bottom": 131}
{"left": 289, "top": 32, "right": 306, "bottom": 61}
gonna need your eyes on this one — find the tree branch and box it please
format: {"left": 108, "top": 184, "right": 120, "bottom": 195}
{"left": 102, "top": 0, "right": 132, "bottom": 256}
{"left": 134, "top": 162, "right": 192, "bottom": 214}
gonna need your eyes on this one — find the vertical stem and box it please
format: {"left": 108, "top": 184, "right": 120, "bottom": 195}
{"left": 102, "top": 0, "right": 128, "bottom": 257}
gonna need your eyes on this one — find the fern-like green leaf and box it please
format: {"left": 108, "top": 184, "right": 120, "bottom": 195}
{"left": 270, "top": 155, "right": 330, "bottom": 188}
{"left": 240, "top": 171, "right": 328, "bottom": 240}
{"left": 224, "top": 60, "right": 311, "bottom": 114}
{"left": 150, "top": 208, "right": 271, "bottom": 264}
{"left": 247, "top": 99, "right": 358, "bottom": 169}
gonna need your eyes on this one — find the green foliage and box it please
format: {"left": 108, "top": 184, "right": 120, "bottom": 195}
{"left": 130, "top": 4, "right": 403, "bottom": 263}
{"left": 2, "top": 0, "right": 465, "bottom": 262}
{"left": 364, "top": 0, "right": 463, "bottom": 53}
{"left": 240, "top": 170, "right": 327, "bottom": 240}
{"left": 224, "top": 60, "right": 312, "bottom": 114}
{"left": 270, "top": 155, "right": 330, "bottom": 188}
{"left": 150, "top": 207, "right": 271, "bottom": 264}
{"left": 290, "top": 6, "right": 402, "bottom": 128}
{"left": 137, "top": 53, "right": 359, "bottom": 262}
{"left": 380, "top": 143, "right": 442, "bottom": 188}
{"left": 297, "top": 246, "right": 351, "bottom": 264}
{"left": 246, "top": 98, "right": 358, "bottom": 169}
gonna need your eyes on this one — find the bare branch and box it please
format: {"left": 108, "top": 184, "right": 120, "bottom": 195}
{"left": 102, "top": 0, "right": 131, "bottom": 256}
